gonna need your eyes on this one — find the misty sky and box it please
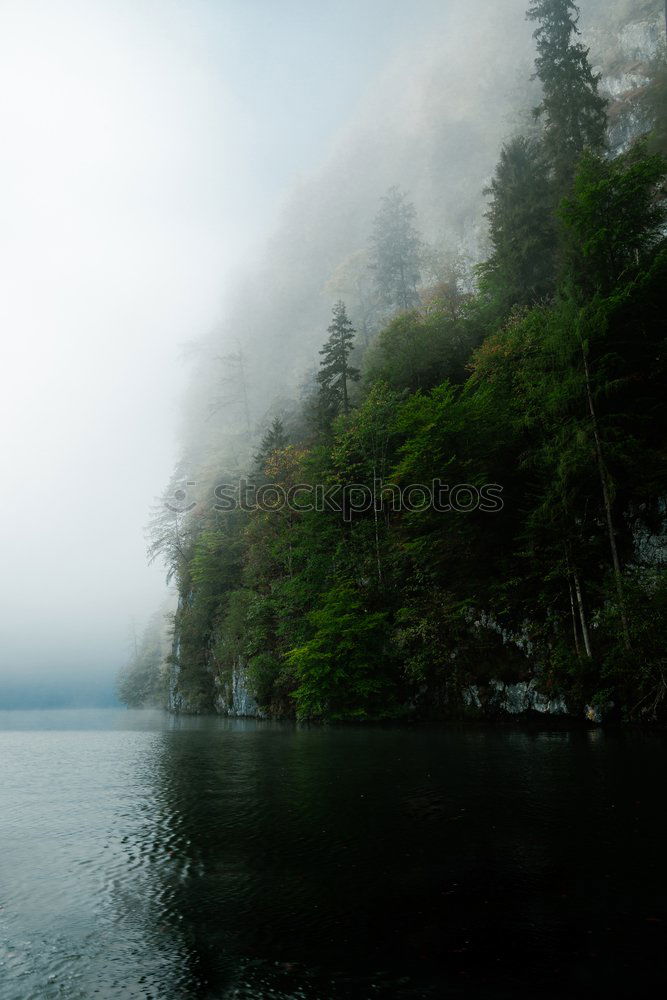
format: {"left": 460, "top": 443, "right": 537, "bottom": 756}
{"left": 0, "top": 0, "right": 455, "bottom": 690}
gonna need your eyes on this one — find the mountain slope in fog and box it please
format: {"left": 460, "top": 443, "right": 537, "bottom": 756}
{"left": 177, "top": 0, "right": 664, "bottom": 476}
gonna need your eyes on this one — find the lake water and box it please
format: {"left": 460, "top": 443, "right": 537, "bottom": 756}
{"left": 0, "top": 710, "right": 665, "bottom": 999}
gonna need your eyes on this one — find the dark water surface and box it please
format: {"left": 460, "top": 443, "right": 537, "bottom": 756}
{"left": 1, "top": 710, "right": 666, "bottom": 999}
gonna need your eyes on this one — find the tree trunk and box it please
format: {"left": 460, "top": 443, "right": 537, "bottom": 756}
{"left": 581, "top": 346, "right": 631, "bottom": 648}
{"left": 573, "top": 567, "right": 593, "bottom": 659}
{"left": 341, "top": 331, "right": 349, "bottom": 416}
{"left": 373, "top": 468, "right": 383, "bottom": 587}
{"left": 567, "top": 574, "right": 582, "bottom": 659}
{"left": 237, "top": 350, "right": 251, "bottom": 435}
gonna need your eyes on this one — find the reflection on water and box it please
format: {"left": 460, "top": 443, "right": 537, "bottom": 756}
{"left": 1, "top": 710, "right": 666, "bottom": 998}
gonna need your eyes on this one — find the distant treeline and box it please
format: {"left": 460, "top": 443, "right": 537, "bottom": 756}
{"left": 123, "top": 1, "right": 667, "bottom": 722}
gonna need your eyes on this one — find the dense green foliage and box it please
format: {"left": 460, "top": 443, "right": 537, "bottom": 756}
{"left": 370, "top": 186, "right": 423, "bottom": 314}
{"left": 138, "top": 2, "right": 667, "bottom": 723}
{"left": 479, "top": 136, "right": 556, "bottom": 309}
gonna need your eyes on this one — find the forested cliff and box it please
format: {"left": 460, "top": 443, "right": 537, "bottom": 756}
{"left": 120, "top": 0, "right": 667, "bottom": 723}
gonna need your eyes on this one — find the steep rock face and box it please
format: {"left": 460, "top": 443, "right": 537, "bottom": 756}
{"left": 164, "top": 594, "right": 262, "bottom": 716}
{"left": 214, "top": 660, "right": 264, "bottom": 718}
{"left": 591, "top": 4, "right": 665, "bottom": 150}
{"left": 165, "top": 596, "right": 202, "bottom": 714}
{"left": 166, "top": 631, "right": 184, "bottom": 713}
{"left": 462, "top": 681, "right": 568, "bottom": 718}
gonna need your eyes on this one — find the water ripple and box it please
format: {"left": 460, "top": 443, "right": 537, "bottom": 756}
{"left": 1, "top": 712, "right": 666, "bottom": 998}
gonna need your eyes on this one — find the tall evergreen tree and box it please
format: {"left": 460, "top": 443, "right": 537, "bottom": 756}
{"left": 479, "top": 135, "right": 556, "bottom": 309}
{"left": 253, "top": 417, "right": 288, "bottom": 479}
{"left": 317, "top": 301, "right": 360, "bottom": 418}
{"left": 527, "top": 0, "right": 607, "bottom": 194}
{"left": 370, "top": 187, "right": 423, "bottom": 314}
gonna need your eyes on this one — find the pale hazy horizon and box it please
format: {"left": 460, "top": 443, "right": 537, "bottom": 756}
{"left": 0, "top": 0, "right": 458, "bottom": 699}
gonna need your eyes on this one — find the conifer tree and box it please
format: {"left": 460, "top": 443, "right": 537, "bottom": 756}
{"left": 527, "top": 0, "right": 607, "bottom": 194}
{"left": 479, "top": 135, "right": 556, "bottom": 308}
{"left": 317, "top": 301, "right": 360, "bottom": 418}
{"left": 370, "top": 187, "right": 423, "bottom": 314}
{"left": 253, "top": 417, "right": 288, "bottom": 481}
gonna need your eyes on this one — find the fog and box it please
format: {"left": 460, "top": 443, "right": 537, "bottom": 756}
{"left": 0, "top": 0, "right": 641, "bottom": 703}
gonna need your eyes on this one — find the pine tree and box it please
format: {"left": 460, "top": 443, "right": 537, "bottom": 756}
{"left": 317, "top": 301, "right": 360, "bottom": 418}
{"left": 479, "top": 135, "right": 556, "bottom": 309}
{"left": 370, "top": 187, "right": 423, "bottom": 314}
{"left": 253, "top": 417, "right": 288, "bottom": 481}
{"left": 527, "top": 0, "right": 607, "bottom": 194}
